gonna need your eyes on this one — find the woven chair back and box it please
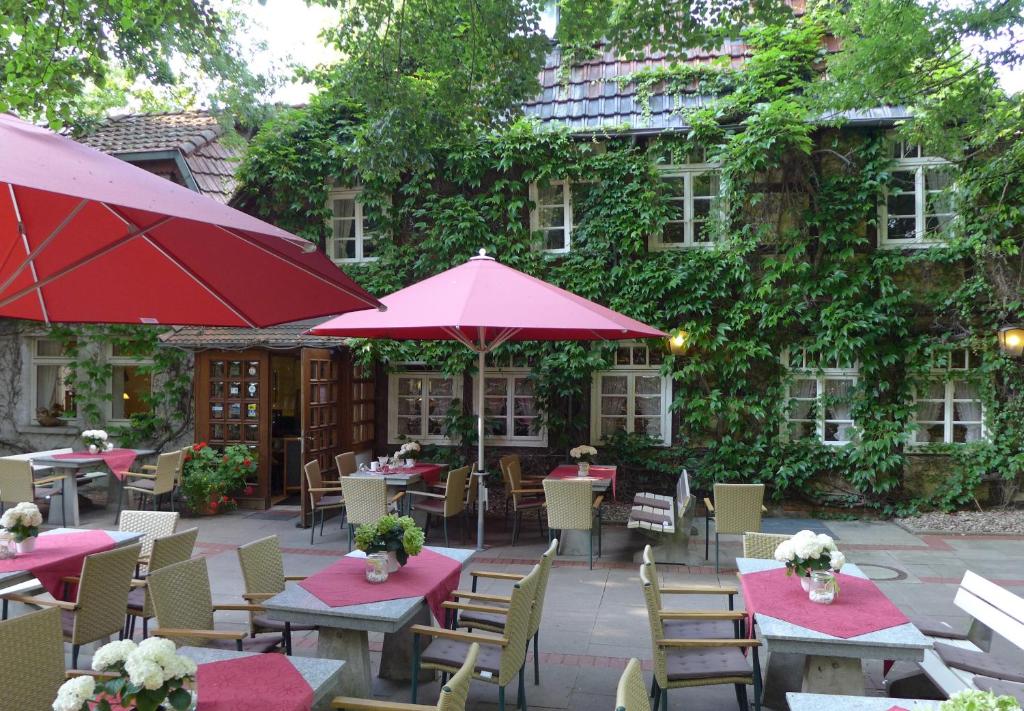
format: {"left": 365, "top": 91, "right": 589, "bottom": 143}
{"left": 712, "top": 483, "right": 764, "bottom": 534}
{"left": 499, "top": 455, "right": 525, "bottom": 509}
{"left": 498, "top": 562, "right": 541, "bottom": 684}
{"left": 148, "top": 557, "right": 215, "bottom": 647}
{"left": 0, "top": 458, "right": 34, "bottom": 504}
{"left": 304, "top": 460, "right": 328, "bottom": 506}
{"left": 615, "top": 658, "right": 652, "bottom": 711}
{"left": 340, "top": 477, "right": 388, "bottom": 525}
{"left": 641, "top": 545, "right": 662, "bottom": 600}
{"left": 149, "top": 451, "right": 181, "bottom": 496}
{"left": 139, "top": 528, "right": 199, "bottom": 617}
{"left": 464, "top": 469, "right": 478, "bottom": 508}
{"left": 436, "top": 642, "right": 480, "bottom": 711}
{"left": 542, "top": 479, "right": 593, "bottom": 531}
{"left": 742, "top": 531, "right": 789, "bottom": 559}
{"left": 443, "top": 466, "right": 470, "bottom": 517}
{"left": 639, "top": 563, "right": 668, "bottom": 686}
{"left": 73, "top": 543, "right": 142, "bottom": 645}
{"left": 119, "top": 509, "right": 179, "bottom": 559}
{"left": 173, "top": 448, "right": 188, "bottom": 486}
{"left": 335, "top": 451, "right": 357, "bottom": 477}
{"left": 0, "top": 607, "right": 66, "bottom": 711}
{"left": 528, "top": 538, "right": 558, "bottom": 636}
{"left": 238, "top": 535, "right": 286, "bottom": 596}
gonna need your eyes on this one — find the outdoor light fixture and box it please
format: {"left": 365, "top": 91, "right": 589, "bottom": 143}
{"left": 667, "top": 329, "right": 690, "bottom": 355}
{"left": 998, "top": 325, "right": 1024, "bottom": 357}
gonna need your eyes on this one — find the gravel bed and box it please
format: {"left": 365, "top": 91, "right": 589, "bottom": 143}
{"left": 896, "top": 509, "right": 1024, "bottom": 535}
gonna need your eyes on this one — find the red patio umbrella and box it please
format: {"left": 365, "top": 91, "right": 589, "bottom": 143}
{"left": 310, "top": 250, "right": 666, "bottom": 548}
{"left": 0, "top": 113, "right": 382, "bottom": 326}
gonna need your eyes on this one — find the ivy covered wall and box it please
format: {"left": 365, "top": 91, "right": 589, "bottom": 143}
{"left": 239, "top": 17, "right": 1018, "bottom": 513}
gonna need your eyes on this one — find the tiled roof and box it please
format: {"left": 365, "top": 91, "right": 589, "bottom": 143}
{"left": 78, "top": 111, "right": 241, "bottom": 202}
{"left": 160, "top": 319, "right": 347, "bottom": 350}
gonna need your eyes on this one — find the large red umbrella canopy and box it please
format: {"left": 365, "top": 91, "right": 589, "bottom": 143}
{"left": 0, "top": 113, "right": 381, "bottom": 326}
{"left": 311, "top": 251, "right": 665, "bottom": 549}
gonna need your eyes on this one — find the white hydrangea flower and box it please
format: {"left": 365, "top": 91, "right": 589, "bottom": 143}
{"left": 52, "top": 675, "right": 95, "bottom": 711}
{"left": 773, "top": 540, "right": 796, "bottom": 562}
{"left": 790, "top": 530, "right": 821, "bottom": 559}
{"left": 125, "top": 656, "right": 166, "bottom": 690}
{"left": 816, "top": 533, "right": 837, "bottom": 552}
{"left": 92, "top": 639, "right": 137, "bottom": 671}
{"left": 829, "top": 550, "right": 846, "bottom": 571}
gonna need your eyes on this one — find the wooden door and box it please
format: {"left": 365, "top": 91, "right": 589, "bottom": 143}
{"left": 300, "top": 348, "right": 343, "bottom": 525}
{"left": 194, "top": 351, "right": 271, "bottom": 508}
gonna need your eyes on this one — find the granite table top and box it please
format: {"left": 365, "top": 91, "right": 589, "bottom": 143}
{"left": 787, "top": 693, "right": 939, "bottom": 710}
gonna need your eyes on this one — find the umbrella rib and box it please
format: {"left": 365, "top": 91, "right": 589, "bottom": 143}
{"left": 214, "top": 225, "right": 384, "bottom": 311}
{"left": 0, "top": 196, "right": 87, "bottom": 300}
{"left": 441, "top": 326, "right": 479, "bottom": 351}
{"left": 5, "top": 185, "right": 49, "bottom": 323}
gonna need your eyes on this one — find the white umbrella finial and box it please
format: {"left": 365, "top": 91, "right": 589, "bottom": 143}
{"left": 471, "top": 248, "right": 494, "bottom": 261}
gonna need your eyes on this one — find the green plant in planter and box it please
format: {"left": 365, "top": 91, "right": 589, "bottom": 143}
{"left": 353, "top": 515, "right": 425, "bottom": 566}
{"left": 939, "top": 690, "right": 1022, "bottom": 711}
{"left": 179, "top": 443, "right": 257, "bottom": 515}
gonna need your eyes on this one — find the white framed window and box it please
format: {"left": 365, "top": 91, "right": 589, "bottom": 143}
{"left": 784, "top": 349, "right": 857, "bottom": 445}
{"left": 651, "top": 163, "right": 721, "bottom": 249}
{"left": 327, "top": 187, "right": 382, "bottom": 263}
{"left": 912, "top": 349, "right": 984, "bottom": 444}
{"left": 107, "top": 344, "right": 154, "bottom": 423}
{"left": 472, "top": 369, "right": 546, "bottom": 446}
{"left": 31, "top": 338, "right": 77, "bottom": 420}
{"left": 388, "top": 372, "right": 462, "bottom": 444}
{"left": 878, "top": 141, "right": 956, "bottom": 248}
{"left": 529, "top": 180, "right": 573, "bottom": 253}
{"left": 590, "top": 344, "right": 671, "bottom": 444}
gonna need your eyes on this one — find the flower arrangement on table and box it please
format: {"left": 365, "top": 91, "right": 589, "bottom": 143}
{"left": 939, "top": 690, "right": 1022, "bottom": 711}
{"left": 773, "top": 529, "right": 846, "bottom": 577}
{"left": 53, "top": 637, "right": 197, "bottom": 711}
{"left": 354, "top": 514, "right": 425, "bottom": 570}
{"left": 81, "top": 429, "right": 113, "bottom": 454}
{"left": 179, "top": 443, "right": 257, "bottom": 516}
{"left": 396, "top": 441, "right": 421, "bottom": 465}
{"left": 569, "top": 444, "right": 598, "bottom": 474}
{"left": 1, "top": 501, "right": 42, "bottom": 552}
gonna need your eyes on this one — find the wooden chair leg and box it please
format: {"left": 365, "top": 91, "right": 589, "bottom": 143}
{"left": 533, "top": 631, "right": 540, "bottom": 685}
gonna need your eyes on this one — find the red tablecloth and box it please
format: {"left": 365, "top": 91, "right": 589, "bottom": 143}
{"left": 888, "top": 706, "right": 911, "bottom": 711}
{"left": 373, "top": 463, "right": 443, "bottom": 487}
{"left": 547, "top": 464, "right": 617, "bottom": 499}
{"left": 52, "top": 449, "right": 138, "bottom": 480}
{"left": 740, "top": 567, "right": 910, "bottom": 639}
{"left": 0, "top": 530, "right": 115, "bottom": 600}
{"left": 196, "top": 653, "right": 313, "bottom": 711}
{"left": 299, "top": 548, "right": 461, "bottom": 623}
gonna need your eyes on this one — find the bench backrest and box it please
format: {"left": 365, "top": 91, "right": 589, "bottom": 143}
{"left": 675, "top": 469, "right": 692, "bottom": 519}
{"left": 954, "top": 571, "right": 1024, "bottom": 652}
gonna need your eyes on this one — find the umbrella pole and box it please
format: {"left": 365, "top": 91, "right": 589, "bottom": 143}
{"left": 476, "top": 348, "right": 487, "bottom": 550}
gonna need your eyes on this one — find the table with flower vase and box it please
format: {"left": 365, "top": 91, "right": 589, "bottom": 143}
{"left": 178, "top": 646, "right": 345, "bottom": 711}
{"left": 262, "top": 545, "right": 473, "bottom": 698}
{"left": 787, "top": 693, "right": 938, "bottom": 711}
{"left": 358, "top": 463, "right": 444, "bottom": 514}
{"left": 25, "top": 448, "right": 155, "bottom": 525}
{"left": 737, "top": 557, "right": 931, "bottom": 706}
{"left": 544, "top": 464, "right": 616, "bottom": 556}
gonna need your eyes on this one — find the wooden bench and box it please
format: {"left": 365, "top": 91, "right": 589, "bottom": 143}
{"left": 892, "top": 571, "right": 1024, "bottom": 704}
{"left": 628, "top": 469, "right": 696, "bottom": 564}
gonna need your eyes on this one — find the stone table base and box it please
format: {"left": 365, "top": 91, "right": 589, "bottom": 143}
{"left": 318, "top": 627, "right": 372, "bottom": 697}
{"left": 801, "top": 655, "right": 865, "bottom": 696}
{"left": 379, "top": 605, "right": 436, "bottom": 682}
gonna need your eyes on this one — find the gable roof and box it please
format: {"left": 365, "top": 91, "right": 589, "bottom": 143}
{"left": 78, "top": 111, "right": 241, "bottom": 202}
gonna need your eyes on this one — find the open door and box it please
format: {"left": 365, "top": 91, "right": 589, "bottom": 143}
{"left": 299, "top": 348, "right": 343, "bottom": 526}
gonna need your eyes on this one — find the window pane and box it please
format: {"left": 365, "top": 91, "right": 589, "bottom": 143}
{"left": 513, "top": 398, "right": 537, "bottom": 417}
{"left": 36, "top": 364, "right": 76, "bottom": 416}
{"left": 398, "top": 377, "right": 421, "bottom": 396}
{"left": 429, "top": 378, "right": 453, "bottom": 397}
{"left": 953, "top": 381, "right": 980, "bottom": 401}
{"left": 824, "top": 421, "right": 853, "bottom": 442}
{"left": 397, "top": 416, "right": 421, "bottom": 437}
{"left": 916, "top": 401, "right": 944, "bottom": 421}
{"left": 601, "top": 396, "right": 627, "bottom": 416}
{"left": 544, "top": 228, "right": 567, "bottom": 251}
{"left": 538, "top": 183, "right": 564, "bottom": 207}
{"left": 789, "top": 421, "right": 815, "bottom": 439}
{"left": 397, "top": 397, "right": 420, "bottom": 416}
{"left": 540, "top": 206, "right": 565, "bottom": 228}
{"left": 485, "top": 378, "right": 507, "bottom": 396}
{"left": 601, "top": 417, "right": 627, "bottom": 438}
{"left": 484, "top": 397, "right": 507, "bottom": 417}
{"left": 111, "top": 366, "right": 151, "bottom": 419}
{"left": 333, "top": 197, "right": 355, "bottom": 218}
{"left": 887, "top": 217, "right": 916, "bottom": 240}
{"left": 693, "top": 172, "right": 719, "bottom": 198}
{"left": 635, "top": 375, "right": 660, "bottom": 395}
{"left": 790, "top": 378, "right": 817, "bottom": 399}
{"left": 922, "top": 381, "right": 945, "bottom": 399}
{"left": 514, "top": 378, "right": 534, "bottom": 396}
{"left": 601, "top": 375, "right": 628, "bottom": 394}
{"left": 36, "top": 339, "right": 73, "bottom": 357}
{"left": 953, "top": 424, "right": 982, "bottom": 442}
{"left": 790, "top": 399, "right": 814, "bottom": 420}
{"left": 915, "top": 423, "right": 945, "bottom": 443}
{"left": 634, "top": 416, "right": 662, "bottom": 437}
{"left": 635, "top": 396, "right": 661, "bottom": 416}
{"left": 661, "top": 176, "right": 685, "bottom": 198}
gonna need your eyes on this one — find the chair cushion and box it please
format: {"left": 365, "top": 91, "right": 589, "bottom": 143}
{"left": 422, "top": 638, "right": 503, "bottom": 675}
{"left": 910, "top": 615, "right": 968, "bottom": 640}
{"left": 935, "top": 643, "right": 1024, "bottom": 682}
{"left": 316, "top": 495, "right": 344, "bottom": 507}
{"left": 515, "top": 497, "right": 544, "bottom": 510}
{"left": 206, "top": 634, "right": 284, "bottom": 653}
{"left": 414, "top": 499, "right": 446, "bottom": 514}
{"left": 61, "top": 609, "right": 76, "bottom": 638}
{"left": 665, "top": 646, "right": 751, "bottom": 682}
{"left": 252, "top": 615, "right": 315, "bottom": 633}
{"left": 457, "top": 610, "right": 507, "bottom": 633}
{"left": 974, "top": 676, "right": 1024, "bottom": 705}
{"left": 663, "top": 619, "right": 736, "bottom": 639}
{"left": 126, "top": 479, "right": 155, "bottom": 491}
{"left": 634, "top": 494, "right": 672, "bottom": 510}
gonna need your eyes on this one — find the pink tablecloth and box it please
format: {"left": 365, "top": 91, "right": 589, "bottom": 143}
{"left": 373, "top": 463, "right": 443, "bottom": 487}
{"left": 299, "top": 548, "right": 461, "bottom": 623}
{"left": 547, "top": 464, "right": 617, "bottom": 499}
{"left": 196, "top": 653, "right": 313, "bottom": 711}
{"left": 739, "top": 567, "right": 910, "bottom": 639}
{"left": 52, "top": 448, "right": 138, "bottom": 479}
{"left": 0, "top": 530, "right": 115, "bottom": 600}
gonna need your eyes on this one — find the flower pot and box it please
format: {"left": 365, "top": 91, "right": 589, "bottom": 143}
{"left": 16, "top": 537, "right": 36, "bottom": 555}
{"left": 88, "top": 444, "right": 99, "bottom": 454}
{"left": 386, "top": 551, "right": 401, "bottom": 573}
{"left": 405, "top": 458, "right": 416, "bottom": 467}
{"left": 800, "top": 574, "right": 811, "bottom": 592}
{"left": 577, "top": 461, "right": 590, "bottom": 476}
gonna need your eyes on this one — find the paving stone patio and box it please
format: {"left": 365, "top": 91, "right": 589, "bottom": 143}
{"left": 64, "top": 501, "right": 1024, "bottom": 710}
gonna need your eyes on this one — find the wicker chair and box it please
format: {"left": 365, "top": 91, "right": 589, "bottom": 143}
{"left": 237, "top": 535, "right": 316, "bottom": 655}
{"left": 118, "top": 509, "right": 179, "bottom": 573}
{"left": 304, "top": 459, "right": 345, "bottom": 545}
{"left": 411, "top": 564, "right": 540, "bottom": 711}
{"left": 334, "top": 451, "right": 357, "bottom": 477}
{"left": 149, "top": 556, "right": 283, "bottom": 652}
{"left": 118, "top": 450, "right": 183, "bottom": 520}
{"left": 640, "top": 563, "right": 762, "bottom": 711}
{"left": 0, "top": 607, "right": 68, "bottom": 711}
{"left": 333, "top": 643, "right": 480, "bottom": 711}
{"left": 407, "top": 465, "right": 470, "bottom": 546}
{"left": 703, "top": 484, "right": 766, "bottom": 573}
{"left": 499, "top": 455, "right": 545, "bottom": 545}
{"left": 124, "top": 527, "right": 198, "bottom": 639}
{"left": 0, "top": 457, "right": 66, "bottom": 525}
{"left": 616, "top": 658, "right": 652, "bottom": 711}
{"left": 139, "top": 447, "right": 187, "bottom": 505}
{"left": 1, "top": 543, "right": 142, "bottom": 667}
{"left": 449, "top": 538, "right": 558, "bottom": 686}
{"left": 340, "top": 476, "right": 404, "bottom": 552}
{"left": 742, "top": 532, "right": 789, "bottom": 560}
{"left": 543, "top": 478, "right": 603, "bottom": 569}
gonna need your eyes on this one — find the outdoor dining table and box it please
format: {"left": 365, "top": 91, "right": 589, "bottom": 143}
{"left": 262, "top": 545, "right": 473, "bottom": 698}
{"left": 544, "top": 464, "right": 616, "bottom": 556}
{"left": 359, "top": 463, "right": 444, "bottom": 514}
{"left": 786, "top": 692, "right": 936, "bottom": 710}
{"left": 737, "top": 557, "right": 931, "bottom": 704}
{"left": 178, "top": 646, "right": 345, "bottom": 711}
{"left": 21, "top": 448, "right": 155, "bottom": 525}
